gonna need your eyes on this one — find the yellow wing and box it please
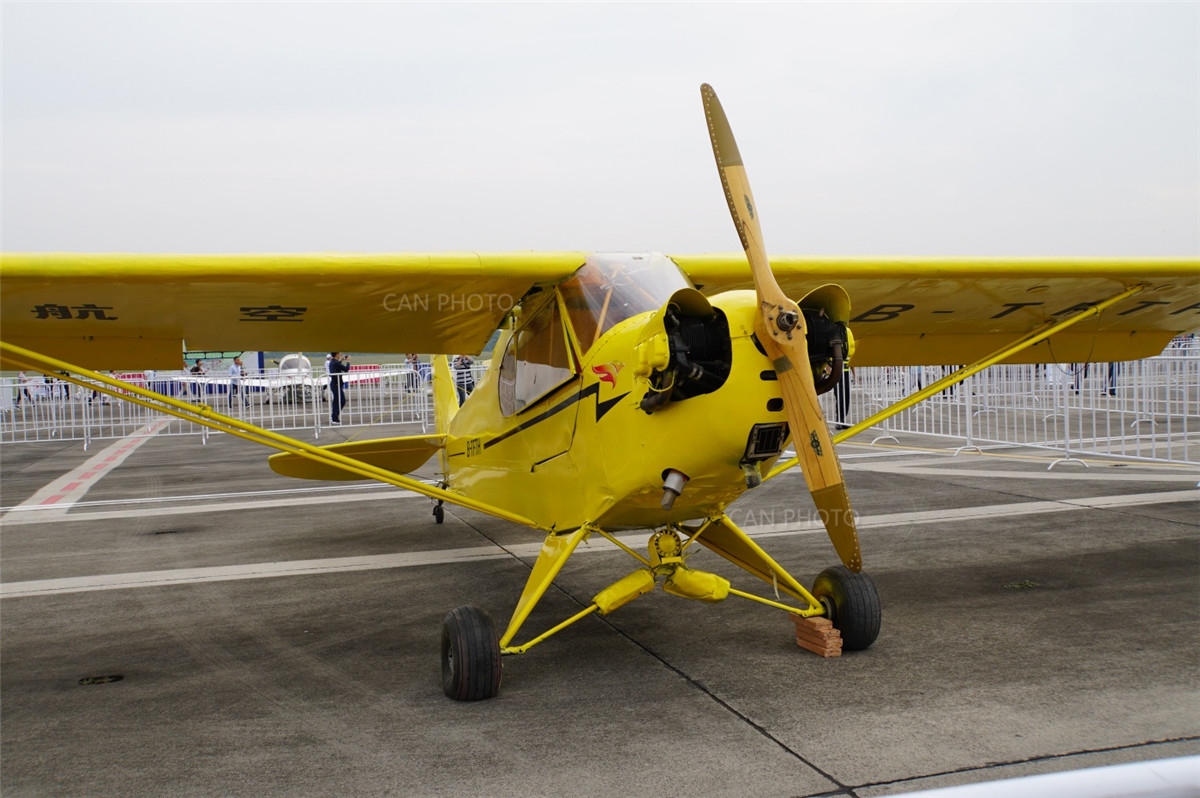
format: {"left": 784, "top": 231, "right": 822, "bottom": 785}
{"left": 4, "top": 252, "right": 1197, "bottom": 369}
{"left": 675, "top": 255, "right": 1200, "bottom": 365}
{"left": 0, "top": 252, "right": 585, "bottom": 369}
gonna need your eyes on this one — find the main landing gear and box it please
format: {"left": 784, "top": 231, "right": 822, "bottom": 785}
{"left": 437, "top": 518, "right": 883, "bottom": 701}
{"left": 441, "top": 606, "right": 502, "bottom": 700}
{"left": 811, "top": 565, "right": 881, "bottom": 650}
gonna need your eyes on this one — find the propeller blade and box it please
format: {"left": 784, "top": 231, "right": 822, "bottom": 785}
{"left": 701, "top": 83, "right": 862, "bottom": 572}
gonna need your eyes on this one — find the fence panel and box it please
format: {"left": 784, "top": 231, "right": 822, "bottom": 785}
{"left": 819, "top": 338, "right": 1198, "bottom": 464}
{"left": 0, "top": 364, "right": 439, "bottom": 447}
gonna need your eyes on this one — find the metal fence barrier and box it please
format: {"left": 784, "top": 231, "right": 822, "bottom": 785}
{"left": 818, "top": 337, "right": 1198, "bottom": 465}
{"left": 2, "top": 342, "right": 1197, "bottom": 464}
{"left": 0, "top": 363, "right": 445, "bottom": 448}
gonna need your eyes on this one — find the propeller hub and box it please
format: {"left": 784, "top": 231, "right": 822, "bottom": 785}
{"left": 775, "top": 309, "right": 799, "bottom": 333}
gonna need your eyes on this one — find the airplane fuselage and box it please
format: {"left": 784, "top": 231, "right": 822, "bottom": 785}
{"left": 443, "top": 254, "right": 790, "bottom": 532}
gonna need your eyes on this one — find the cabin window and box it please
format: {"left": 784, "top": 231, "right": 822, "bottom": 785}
{"left": 497, "top": 332, "right": 517, "bottom": 416}
{"left": 497, "top": 292, "right": 575, "bottom": 416}
{"left": 559, "top": 253, "right": 692, "bottom": 354}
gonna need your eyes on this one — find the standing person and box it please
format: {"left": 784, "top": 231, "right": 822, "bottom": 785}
{"left": 189, "top": 359, "right": 205, "bottom": 400}
{"left": 15, "top": 372, "right": 32, "bottom": 405}
{"left": 453, "top": 354, "right": 475, "bottom": 405}
{"left": 328, "top": 351, "right": 350, "bottom": 424}
{"left": 228, "top": 357, "right": 248, "bottom": 407}
{"left": 31, "top": 373, "right": 48, "bottom": 402}
{"left": 404, "top": 353, "right": 421, "bottom": 393}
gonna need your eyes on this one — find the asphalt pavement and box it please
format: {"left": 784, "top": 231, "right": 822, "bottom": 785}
{"left": 2, "top": 423, "right": 1197, "bottom": 797}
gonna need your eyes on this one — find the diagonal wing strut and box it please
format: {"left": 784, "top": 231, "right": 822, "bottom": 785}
{"left": 0, "top": 340, "right": 545, "bottom": 530}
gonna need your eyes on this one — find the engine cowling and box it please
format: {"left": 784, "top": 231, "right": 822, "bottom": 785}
{"left": 797, "top": 284, "right": 853, "bottom": 396}
{"left": 633, "top": 288, "right": 732, "bottom": 413}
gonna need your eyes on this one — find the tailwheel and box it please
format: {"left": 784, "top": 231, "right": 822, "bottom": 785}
{"left": 441, "top": 606, "right": 502, "bottom": 700}
{"left": 812, "top": 566, "right": 881, "bottom": 651}
{"left": 432, "top": 500, "right": 444, "bottom": 524}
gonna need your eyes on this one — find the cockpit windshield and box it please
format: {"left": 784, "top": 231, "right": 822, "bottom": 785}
{"left": 558, "top": 253, "right": 693, "bottom": 352}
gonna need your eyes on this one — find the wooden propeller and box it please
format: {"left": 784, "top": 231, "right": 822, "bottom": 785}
{"left": 701, "top": 83, "right": 861, "bottom": 571}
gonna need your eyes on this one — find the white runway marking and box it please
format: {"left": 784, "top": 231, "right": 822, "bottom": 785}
{"left": 0, "top": 484, "right": 424, "bottom": 526}
{"left": 788, "top": 447, "right": 936, "bottom": 460}
{"left": 3, "top": 450, "right": 1192, "bottom": 527}
{"left": 2, "top": 489, "right": 1194, "bottom": 599}
{"left": 0, "top": 480, "right": 397, "bottom": 514}
{"left": 729, "top": 488, "right": 1199, "bottom": 538}
{"left": 843, "top": 461, "right": 1200, "bottom": 483}
{"left": 10, "top": 420, "right": 170, "bottom": 517}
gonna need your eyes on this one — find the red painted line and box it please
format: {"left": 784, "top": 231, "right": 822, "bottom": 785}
{"left": 63, "top": 482, "right": 83, "bottom": 491}
{"left": 79, "top": 471, "right": 101, "bottom": 479}
{"left": 40, "top": 495, "right": 65, "bottom": 505}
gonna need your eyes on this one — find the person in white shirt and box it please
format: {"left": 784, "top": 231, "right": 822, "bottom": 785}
{"left": 15, "top": 372, "right": 32, "bottom": 405}
{"left": 229, "top": 357, "right": 248, "bottom": 407}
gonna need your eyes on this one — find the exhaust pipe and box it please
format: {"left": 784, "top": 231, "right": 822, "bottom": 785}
{"left": 660, "top": 469, "right": 689, "bottom": 510}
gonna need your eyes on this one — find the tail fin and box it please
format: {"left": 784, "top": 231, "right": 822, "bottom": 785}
{"left": 432, "top": 355, "right": 459, "bottom": 436}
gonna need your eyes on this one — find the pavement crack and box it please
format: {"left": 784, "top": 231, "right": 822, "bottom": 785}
{"left": 451, "top": 509, "right": 528, "bottom": 562}
{"left": 970, "top": 482, "right": 1199, "bottom": 529}
{"left": 565, "top": 598, "right": 852, "bottom": 796}
{"left": 453, "top": 513, "right": 855, "bottom": 794}
{"left": 1081, "top": 502, "right": 1200, "bottom": 529}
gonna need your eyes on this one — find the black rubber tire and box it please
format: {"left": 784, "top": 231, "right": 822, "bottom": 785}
{"left": 433, "top": 503, "right": 444, "bottom": 524}
{"left": 441, "top": 606, "right": 502, "bottom": 700}
{"left": 812, "top": 566, "right": 881, "bottom": 651}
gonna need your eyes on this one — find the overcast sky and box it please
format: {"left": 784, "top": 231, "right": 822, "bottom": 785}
{"left": 3, "top": 2, "right": 1198, "bottom": 256}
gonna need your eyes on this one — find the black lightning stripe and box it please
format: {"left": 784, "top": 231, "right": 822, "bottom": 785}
{"left": 483, "top": 382, "right": 630, "bottom": 451}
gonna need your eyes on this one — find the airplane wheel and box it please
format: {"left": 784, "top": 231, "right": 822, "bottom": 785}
{"left": 433, "top": 503, "right": 444, "bottom": 524}
{"left": 441, "top": 606, "right": 502, "bottom": 701}
{"left": 812, "top": 566, "right": 881, "bottom": 651}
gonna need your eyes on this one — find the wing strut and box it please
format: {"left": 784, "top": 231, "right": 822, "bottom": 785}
{"left": 764, "top": 282, "right": 1148, "bottom": 481}
{"left": 0, "top": 340, "right": 545, "bottom": 529}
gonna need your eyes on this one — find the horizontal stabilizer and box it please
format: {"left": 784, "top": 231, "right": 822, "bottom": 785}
{"left": 268, "top": 434, "right": 446, "bottom": 481}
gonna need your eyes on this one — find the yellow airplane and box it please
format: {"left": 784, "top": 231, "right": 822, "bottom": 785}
{"left": 2, "top": 85, "right": 1197, "bottom": 701}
